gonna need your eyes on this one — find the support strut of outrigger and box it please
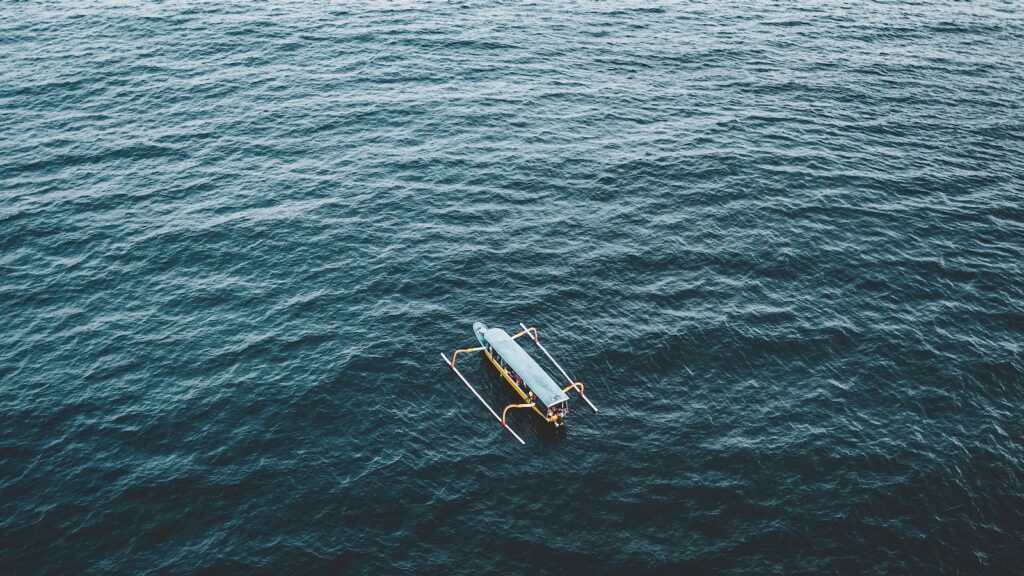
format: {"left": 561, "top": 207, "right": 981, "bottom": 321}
{"left": 441, "top": 351, "right": 526, "bottom": 444}
{"left": 501, "top": 402, "right": 536, "bottom": 426}
{"left": 518, "top": 323, "right": 598, "bottom": 413}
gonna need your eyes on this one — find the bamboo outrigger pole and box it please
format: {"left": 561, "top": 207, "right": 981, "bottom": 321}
{"left": 440, "top": 352, "right": 526, "bottom": 445}
{"left": 519, "top": 323, "right": 598, "bottom": 413}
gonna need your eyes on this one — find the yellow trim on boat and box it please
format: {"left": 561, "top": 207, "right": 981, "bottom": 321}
{"left": 483, "top": 349, "right": 557, "bottom": 423}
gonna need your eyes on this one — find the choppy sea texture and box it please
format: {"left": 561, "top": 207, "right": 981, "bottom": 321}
{"left": 2, "top": 1, "right": 1023, "bottom": 574}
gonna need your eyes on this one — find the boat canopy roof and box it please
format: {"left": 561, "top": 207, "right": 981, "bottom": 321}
{"left": 482, "top": 327, "right": 569, "bottom": 408}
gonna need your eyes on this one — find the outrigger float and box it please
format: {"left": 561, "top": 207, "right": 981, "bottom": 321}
{"left": 441, "top": 322, "right": 597, "bottom": 444}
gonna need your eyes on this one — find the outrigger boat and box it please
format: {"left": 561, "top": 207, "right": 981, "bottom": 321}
{"left": 441, "top": 322, "right": 597, "bottom": 444}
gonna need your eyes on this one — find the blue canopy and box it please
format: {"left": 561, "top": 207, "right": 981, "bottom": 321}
{"left": 475, "top": 323, "right": 569, "bottom": 408}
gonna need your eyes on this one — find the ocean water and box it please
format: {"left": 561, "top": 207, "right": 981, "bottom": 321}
{"left": 2, "top": 1, "right": 1022, "bottom": 573}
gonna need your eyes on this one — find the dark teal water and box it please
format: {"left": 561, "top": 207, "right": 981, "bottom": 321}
{"left": 2, "top": 1, "right": 1023, "bottom": 574}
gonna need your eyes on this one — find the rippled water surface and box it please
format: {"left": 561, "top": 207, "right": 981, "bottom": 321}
{"left": 2, "top": 1, "right": 1023, "bottom": 573}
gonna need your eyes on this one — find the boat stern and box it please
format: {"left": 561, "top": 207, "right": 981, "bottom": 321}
{"left": 546, "top": 401, "right": 569, "bottom": 427}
